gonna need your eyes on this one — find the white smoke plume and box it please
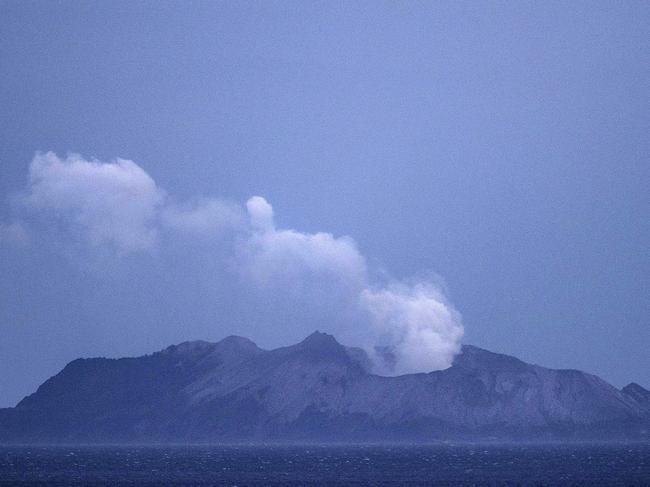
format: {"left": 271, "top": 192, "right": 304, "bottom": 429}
{"left": 12, "top": 152, "right": 464, "bottom": 375}
{"left": 25, "top": 152, "right": 164, "bottom": 253}
{"left": 360, "top": 283, "right": 464, "bottom": 375}
{"left": 241, "top": 202, "right": 367, "bottom": 290}
{"left": 161, "top": 198, "right": 244, "bottom": 239}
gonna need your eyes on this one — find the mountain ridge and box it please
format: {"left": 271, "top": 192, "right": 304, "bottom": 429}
{"left": 1, "top": 332, "right": 648, "bottom": 443}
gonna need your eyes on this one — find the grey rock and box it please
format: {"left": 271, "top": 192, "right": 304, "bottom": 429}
{"left": 1, "top": 332, "right": 648, "bottom": 443}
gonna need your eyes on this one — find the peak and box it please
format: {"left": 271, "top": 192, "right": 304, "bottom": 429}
{"left": 300, "top": 331, "right": 340, "bottom": 347}
{"left": 217, "top": 335, "right": 258, "bottom": 347}
{"left": 160, "top": 337, "right": 262, "bottom": 356}
{"left": 459, "top": 344, "right": 521, "bottom": 359}
{"left": 622, "top": 382, "right": 650, "bottom": 404}
{"left": 460, "top": 344, "right": 518, "bottom": 355}
{"left": 455, "top": 344, "right": 528, "bottom": 371}
{"left": 215, "top": 335, "right": 261, "bottom": 355}
{"left": 162, "top": 340, "right": 215, "bottom": 355}
{"left": 460, "top": 344, "right": 487, "bottom": 354}
{"left": 293, "top": 331, "right": 352, "bottom": 362}
{"left": 623, "top": 382, "right": 648, "bottom": 392}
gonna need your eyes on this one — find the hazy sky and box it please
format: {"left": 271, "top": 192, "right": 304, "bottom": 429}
{"left": 1, "top": 1, "right": 648, "bottom": 407}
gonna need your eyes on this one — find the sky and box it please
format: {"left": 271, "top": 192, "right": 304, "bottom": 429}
{"left": 0, "top": 1, "right": 648, "bottom": 407}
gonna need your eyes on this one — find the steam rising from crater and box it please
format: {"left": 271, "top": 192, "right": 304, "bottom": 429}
{"left": 7, "top": 152, "right": 464, "bottom": 374}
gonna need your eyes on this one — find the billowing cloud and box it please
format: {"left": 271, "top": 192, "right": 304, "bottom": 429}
{"left": 241, "top": 196, "right": 367, "bottom": 290}
{"left": 161, "top": 198, "right": 244, "bottom": 238}
{"left": 10, "top": 152, "right": 464, "bottom": 375}
{"left": 246, "top": 196, "right": 275, "bottom": 232}
{"left": 360, "top": 283, "right": 464, "bottom": 375}
{"left": 25, "top": 152, "right": 164, "bottom": 253}
{"left": 239, "top": 199, "right": 464, "bottom": 374}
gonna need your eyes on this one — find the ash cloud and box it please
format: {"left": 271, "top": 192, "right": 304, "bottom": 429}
{"left": 7, "top": 152, "right": 464, "bottom": 375}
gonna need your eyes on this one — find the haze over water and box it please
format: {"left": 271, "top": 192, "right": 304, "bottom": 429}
{"left": 1, "top": 444, "right": 649, "bottom": 486}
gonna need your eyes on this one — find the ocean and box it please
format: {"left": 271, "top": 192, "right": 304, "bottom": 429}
{"left": 1, "top": 443, "right": 648, "bottom": 485}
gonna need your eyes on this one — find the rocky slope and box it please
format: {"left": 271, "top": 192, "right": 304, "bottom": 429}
{"left": 1, "top": 332, "right": 648, "bottom": 442}
{"left": 622, "top": 382, "right": 650, "bottom": 412}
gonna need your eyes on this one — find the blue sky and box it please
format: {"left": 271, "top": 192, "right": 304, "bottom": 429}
{"left": 0, "top": 1, "right": 648, "bottom": 407}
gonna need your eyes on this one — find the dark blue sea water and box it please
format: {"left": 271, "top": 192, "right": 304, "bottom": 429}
{"left": 0, "top": 443, "right": 648, "bottom": 486}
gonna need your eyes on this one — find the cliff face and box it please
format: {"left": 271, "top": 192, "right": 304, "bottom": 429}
{"left": 1, "top": 332, "right": 648, "bottom": 442}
